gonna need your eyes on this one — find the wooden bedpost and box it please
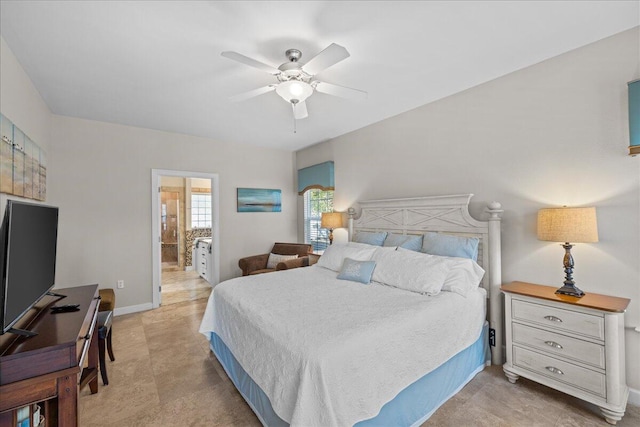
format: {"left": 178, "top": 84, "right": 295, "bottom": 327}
{"left": 486, "top": 201, "right": 504, "bottom": 365}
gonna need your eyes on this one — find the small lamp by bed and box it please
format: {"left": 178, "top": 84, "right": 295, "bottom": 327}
{"left": 537, "top": 206, "right": 598, "bottom": 298}
{"left": 321, "top": 212, "right": 343, "bottom": 245}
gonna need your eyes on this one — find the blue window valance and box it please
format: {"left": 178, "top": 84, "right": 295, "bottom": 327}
{"left": 297, "top": 161, "right": 334, "bottom": 194}
{"left": 629, "top": 79, "right": 639, "bottom": 156}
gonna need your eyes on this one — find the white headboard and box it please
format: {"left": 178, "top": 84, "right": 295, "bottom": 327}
{"left": 348, "top": 194, "right": 504, "bottom": 364}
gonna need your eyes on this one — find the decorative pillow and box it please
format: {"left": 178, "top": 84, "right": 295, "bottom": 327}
{"left": 371, "top": 247, "right": 452, "bottom": 295}
{"left": 353, "top": 231, "right": 388, "bottom": 246}
{"left": 421, "top": 232, "right": 479, "bottom": 261}
{"left": 441, "top": 256, "right": 486, "bottom": 297}
{"left": 266, "top": 253, "right": 298, "bottom": 269}
{"left": 316, "top": 242, "right": 378, "bottom": 272}
{"left": 337, "top": 258, "right": 377, "bottom": 284}
{"left": 383, "top": 233, "right": 423, "bottom": 252}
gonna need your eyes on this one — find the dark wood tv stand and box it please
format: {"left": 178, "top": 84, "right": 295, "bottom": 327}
{"left": 0, "top": 285, "right": 100, "bottom": 427}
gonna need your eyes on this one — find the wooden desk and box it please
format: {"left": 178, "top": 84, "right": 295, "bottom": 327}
{"left": 0, "top": 285, "right": 100, "bottom": 427}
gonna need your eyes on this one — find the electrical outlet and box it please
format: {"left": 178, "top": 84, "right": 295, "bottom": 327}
{"left": 117, "top": 280, "right": 124, "bottom": 289}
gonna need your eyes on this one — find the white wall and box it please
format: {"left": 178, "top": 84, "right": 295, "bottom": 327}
{"left": 2, "top": 33, "right": 297, "bottom": 311}
{"left": 0, "top": 36, "right": 52, "bottom": 213}
{"left": 0, "top": 37, "right": 51, "bottom": 151}
{"left": 159, "top": 176, "right": 185, "bottom": 187}
{"left": 297, "top": 28, "right": 640, "bottom": 393}
{"left": 190, "top": 177, "right": 211, "bottom": 189}
{"left": 48, "top": 116, "right": 297, "bottom": 309}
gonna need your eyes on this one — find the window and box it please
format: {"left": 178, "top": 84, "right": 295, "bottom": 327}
{"left": 191, "top": 193, "right": 212, "bottom": 228}
{"left": 303, "top": 189, "right": 334, "bottom": 252}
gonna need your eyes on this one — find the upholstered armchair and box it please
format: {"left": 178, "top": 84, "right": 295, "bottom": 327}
{"left": 239, "top": 242, "right": 313, "bottom": 276}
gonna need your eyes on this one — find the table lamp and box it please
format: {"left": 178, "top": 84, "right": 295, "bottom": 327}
{"left": 321, "top": 212, "right": 343, "bottom": 245}
{"left": 537, "top": 206, "right": 598, "bottom": 297}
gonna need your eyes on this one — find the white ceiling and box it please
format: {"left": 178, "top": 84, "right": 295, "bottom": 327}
{"left": 1, "top": 1, "right": 638, "bottom": 151}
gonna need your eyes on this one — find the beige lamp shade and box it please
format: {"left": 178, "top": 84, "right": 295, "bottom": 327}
{"left": 321, "top": 212, "right": 343, "bottom": 229}
{"left": 537, "top": 207, "right": 598, "bottom": 243}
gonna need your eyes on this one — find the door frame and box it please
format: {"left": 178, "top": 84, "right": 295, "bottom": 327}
{"left": 151, "top": 169, "right": 220, "bottom": 308}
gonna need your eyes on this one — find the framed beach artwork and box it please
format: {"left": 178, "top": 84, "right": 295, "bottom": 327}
{"left": 0, "top": 113, "right": 47, "bottom": 201}
{"left": 237, "top": 188, "right": 282, "bottom": 212}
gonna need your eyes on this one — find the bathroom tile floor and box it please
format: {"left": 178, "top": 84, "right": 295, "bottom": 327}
{"left": 78, "top": 296, "right": 640, "bottom": 426}
{"left": 161, "top": 269, "right": 211, "bottom": 306}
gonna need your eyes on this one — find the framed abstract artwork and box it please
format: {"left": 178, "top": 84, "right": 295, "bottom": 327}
{"left": 237, "top": 188, "right": 281, "bottom": 212}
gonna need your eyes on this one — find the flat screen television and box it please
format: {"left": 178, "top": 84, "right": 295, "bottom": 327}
{"left": 0, "top": 200, "right": 59, "bottom": 335}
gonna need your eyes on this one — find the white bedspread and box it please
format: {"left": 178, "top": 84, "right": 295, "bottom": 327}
{"left": 199, "top": 266, "right": 486, "bottom": 426}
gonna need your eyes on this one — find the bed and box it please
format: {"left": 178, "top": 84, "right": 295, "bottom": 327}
{"left": 200, "top": 194, "right": 503, "bottom": 426}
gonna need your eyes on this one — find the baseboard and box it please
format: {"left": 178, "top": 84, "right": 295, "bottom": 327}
{"left": 629, "top": 387, "right": 640, "bottom": 407}
{"left": 114, "top": 302, "right": 153, "bottom": 316}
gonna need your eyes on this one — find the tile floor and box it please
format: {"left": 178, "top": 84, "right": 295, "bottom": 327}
{"left": 161, "top": 269, "right": 211, "bottom": 306}
{"left": 79, "top": 296, "right": 640, "bottom": 426}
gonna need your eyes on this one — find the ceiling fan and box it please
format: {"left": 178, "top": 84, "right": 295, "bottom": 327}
{"left": 222, "top": 43, "right": 367, "bottom": 124}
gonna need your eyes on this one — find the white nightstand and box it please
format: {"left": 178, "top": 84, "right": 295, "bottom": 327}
{"left": 502, "top": 281, "right": 630, "bottom": 425}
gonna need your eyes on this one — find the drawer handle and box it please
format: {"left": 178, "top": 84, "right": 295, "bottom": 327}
{"left": 544, "top": 315, "right": 563, "bottom": 323}
{"left": 545, "top": 366, "right": 564, "bottom": 375}
{"left": 544, "top": 340, "right": 563, "bottom": 349}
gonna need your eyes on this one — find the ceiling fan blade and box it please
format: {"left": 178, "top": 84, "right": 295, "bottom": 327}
{"left": 302, "top": 43, "right": 350, "bottom": 75}
{"left": 221, "top": 51, "right": 281, "bottom": 75}
{"left": 229, "top": 85, "right": 275, "bottom": 102}
{"left": 315, "top": 81, "right": 368, "bottom": 100}
{"left": 293, "top": 101, "right": 308, "bottom": 119}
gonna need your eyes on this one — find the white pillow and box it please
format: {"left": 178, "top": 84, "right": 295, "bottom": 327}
{"left": 316, "top": 242, "right": 377, "bottom": 272}
{"left": 441, "top": 256, "right": 485, "bottom": 297}
{"left": 399, "top": 248, "right": 485, "bottom": 297}
{"left": 266, "top": 253, "right": 298, "bottom": 269}
{"left": 372, "top": 247, "right": 452, "bottom": 295}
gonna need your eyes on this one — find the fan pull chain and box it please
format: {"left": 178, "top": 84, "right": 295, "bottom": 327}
{"left": 292, "top": 102, "right": 297, "bottom": 133}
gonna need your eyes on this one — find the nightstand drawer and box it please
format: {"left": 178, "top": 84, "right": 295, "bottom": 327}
{"left": 513, "top": 347, "right": 606, "bottom": 398}
{"left": 512, "top": 300, "right": 604, "bottom": 340}
{"left": 512, "top": 323, "right": 605, "bottom": 369}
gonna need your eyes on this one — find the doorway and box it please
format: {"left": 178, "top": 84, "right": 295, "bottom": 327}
{"left": 151, "top": 169, "right": 220, "bottom": 308}
{"left": 160, "top": 191, "right": 180, "bottom": 270}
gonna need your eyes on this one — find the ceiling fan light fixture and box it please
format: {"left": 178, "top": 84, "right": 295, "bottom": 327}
{"left": 223, "top": 43, "right": 367, "bottom": 124}
{"left": 276, "top": 80, "right": 313, "bottom": 104}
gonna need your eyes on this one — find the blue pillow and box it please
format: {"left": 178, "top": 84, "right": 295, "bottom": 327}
{"left": 383, "top": 233, "right": 423, "bottom": 252}
{"left": 421, "top": 232, "right": 479, "bottom": 261}
{"left": 337, "top": 258, "right": 377, "bottom": 284}
{"left": 353, "top": 231, "right": 387, "bottom": 246}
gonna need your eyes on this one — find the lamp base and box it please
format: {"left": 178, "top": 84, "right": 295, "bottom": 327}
{"left": 555, "top": 284, "right": 585, "bottom": 298}
{"left": 555, "top": 242, "right": 585, "bottom": 298}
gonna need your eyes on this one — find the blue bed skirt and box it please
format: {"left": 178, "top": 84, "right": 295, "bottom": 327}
{"left": 209, "top": 322, "right": 490, "bottom": 427}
